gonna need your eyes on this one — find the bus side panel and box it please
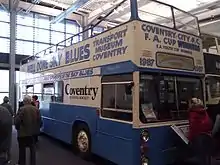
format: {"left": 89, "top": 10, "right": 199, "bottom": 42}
{"left": 40, "top": 103, "right": 98, "bottom": 144}
{"left": 93, "top": 119, "right": 137, "bottom": 165}
{"left": 146, "top": 126, "right": 187, "bottom": 165}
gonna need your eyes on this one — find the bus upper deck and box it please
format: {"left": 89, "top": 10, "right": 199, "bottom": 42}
{"left": 20, "top": 0, "right": 201, "bottom": 66}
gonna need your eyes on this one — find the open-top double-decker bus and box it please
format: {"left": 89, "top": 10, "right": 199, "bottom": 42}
{"left": 19, "top": 0, "right": 204, "bottom": 165}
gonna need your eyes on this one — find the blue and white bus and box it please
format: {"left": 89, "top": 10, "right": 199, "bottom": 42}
{"left": 202, "top": 33, "right": 220, "bottom": 122}
{"left": 19, "top": 0, "right": 204, "bottom": 165}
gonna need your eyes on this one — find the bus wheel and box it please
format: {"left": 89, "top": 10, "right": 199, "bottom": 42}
{"left": 74, "top": 124, "right": 91, "bottom": 159}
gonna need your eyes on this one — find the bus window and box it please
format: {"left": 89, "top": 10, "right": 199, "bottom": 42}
{"left": 208, "top": 77, "right": 220, "bottom": 98}
{"left": 202, "top": 35, "right": 218, "bottom": 54}
{"left": 139, "top": 73, "right": 203, "bottom": 123}
{"left": 176, "top": 77, "right": 203, "bottom": 119}
{"left": 101, "top": 74, "right": 133, "bottom": 122}
{"left": 158, "top": 77, "right": 177, "bottom": 120}
{"left": 25, "top": 85, "right": 33, "bottom": 97}
{"left": 43, "top": 83, "right": 54, "bottom": 102}
{"left": 34, "top": 83, "right": 42, "bottom": 101}
{"left": 139, "top": 75, "right": 158, "bottom": 123}
{"left": 54, "top": 81, "right": 64, "bottom": 102}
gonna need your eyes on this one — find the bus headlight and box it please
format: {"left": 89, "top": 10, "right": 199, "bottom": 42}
{"left": 141, "top": 156, "right": 148, "bottom": 165}
{"left": 141, "top": 130, "right": 149, "bottom": 142}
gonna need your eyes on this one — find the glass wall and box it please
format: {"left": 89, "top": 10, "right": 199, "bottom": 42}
{"left": 0, "top": 70, "right": 9, "bottom": 103}
{"left": 16, "top": 12, "right": 81, "bottom": 56}
{"left": 0, "top": 7, "right": 81, "bottom": 56}
{"left": 0, "top": 8, "right": 10, "bottom": 54}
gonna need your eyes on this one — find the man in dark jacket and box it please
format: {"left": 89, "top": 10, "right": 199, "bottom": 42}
{"left": 1, "top": 96, "right": 14, "bottom": 116}
{"left": 1, "top": 96, "right": 14, "bottom": 163}
{"left": 15, "top": 96, "right": 40, "bottom": 165}
{"left": 0, "top": 105, "right": 12, "bottom": 164}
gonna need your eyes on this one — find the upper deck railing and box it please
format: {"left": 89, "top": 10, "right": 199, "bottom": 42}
{"left": 21, "top": 0, "right": 200, "bottom": 66}
{"left": 202, "top": 33, "right": 220, "bottom": 54}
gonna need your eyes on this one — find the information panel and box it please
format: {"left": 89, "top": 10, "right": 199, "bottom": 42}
{"left": 156, "top": 52, "right": 194, "bottom": 71}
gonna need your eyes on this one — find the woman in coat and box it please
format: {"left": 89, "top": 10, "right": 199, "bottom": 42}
{"left": 188, "top": 98, "right": 213, "bottom": 165}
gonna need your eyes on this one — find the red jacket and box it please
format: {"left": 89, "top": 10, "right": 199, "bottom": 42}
{"left": 33, "top": 100, "right": 40, "bottom": 109}
{"left": 188, "top": 106, "right": 212, "bottom": 141}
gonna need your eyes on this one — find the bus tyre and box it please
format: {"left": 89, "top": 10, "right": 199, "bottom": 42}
{"left": 74, "top": 124, "right": 91, "bottom": 160}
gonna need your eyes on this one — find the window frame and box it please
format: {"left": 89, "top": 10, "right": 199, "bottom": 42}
{"left": 22, "top": 85, "right": 34, "bottom": 97}
{"left": 101, "top": 74, "right": 133, "bottom": 122}
{"left": 42, "top": 81, "right": 64, "bottom": 103}
{"left": 0, "top": 38, "right": 10, "bottom": 53}
{"left": 206, "top": 76, "right": 220, "bottom": 99}
{"left": 139, "top": 73, "right": 203, "bottom": 123}
{"left": 33, "top": 83, "right": 42, "bottom": 101}
{"left": 42, "top": 83, "right": 55, "bottom": 102}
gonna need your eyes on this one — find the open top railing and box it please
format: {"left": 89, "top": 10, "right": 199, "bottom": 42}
{"left": 202, "top": 33, "right": 220, "bottom": 54}
{"left": 21, "top": 0, "right": 200, "bottom": 66}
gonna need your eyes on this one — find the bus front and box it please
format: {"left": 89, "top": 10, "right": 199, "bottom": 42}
{"left": 132, "top": 1, "right": 204, "bottom": 165}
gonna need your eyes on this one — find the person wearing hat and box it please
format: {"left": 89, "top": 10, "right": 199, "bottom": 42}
{"left": 188, "top": 98, "right": 213, "bottom": 165}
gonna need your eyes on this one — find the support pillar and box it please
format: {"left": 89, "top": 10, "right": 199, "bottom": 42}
{"left": 82, "top": 15, "right": 89, "bottom": 40}
{"left": 9, "top": 0, "right": 18, "bottom": 112}
{"left": 130, "top": 0, "right": 139, "bottom": 20}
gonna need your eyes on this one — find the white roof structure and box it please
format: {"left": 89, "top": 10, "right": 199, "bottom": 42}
{"left": 0, "top": 0, "right": 219, "bottom": 35}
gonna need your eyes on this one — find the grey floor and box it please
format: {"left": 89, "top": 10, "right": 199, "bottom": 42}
{"left": 10, "top": 127, "right": 220, "bottom": 165}
{"left": 10, "top": 128, "right": 112, "bottom": 165}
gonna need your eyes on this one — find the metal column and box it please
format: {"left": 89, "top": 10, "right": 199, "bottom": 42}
{"left": 130, "top": 0, "right": 139, "bottom": 20}
{"left": 82, "top": 15, "right": 89, "bottom": 40}
{"left": 9, "top": 0, "right": 19, "bottom": 112}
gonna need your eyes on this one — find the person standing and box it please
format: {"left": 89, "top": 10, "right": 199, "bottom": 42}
{"left": 32, "top": 96, "right": 39, "bottom": 109}
{"left": 14, "top": 96, "right": 40, "bottom": 165}
{"left": 188, "top": 98, "right": 213, "bottom": 165}
{"left": 1, "top": 96, "right": 13, "bottom": 163}
{"left": 1, "top": 96, "right": 14, "bottom": 117}
{"left": 31, "top": 95, "right": 42, "bottom": 144}
{"left": 0, "top": 105, "right": 13, "bottom": 165}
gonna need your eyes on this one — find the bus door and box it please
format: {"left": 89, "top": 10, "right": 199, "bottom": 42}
{"left": 157, "top": 76, "right": 177, "bottom": 120}
{"left": 171, "top": 77, "right": 203, "bottom": 143}
{"left": 176, "top": 77, "right": 203, "bottom": 116}
{"left": 95, "top": 74, "right": 134, "bottom": 164}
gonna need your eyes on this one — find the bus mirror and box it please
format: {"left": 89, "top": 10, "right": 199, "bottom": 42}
{"left": 125, "top": 82, "right": 134, "bottom": 95}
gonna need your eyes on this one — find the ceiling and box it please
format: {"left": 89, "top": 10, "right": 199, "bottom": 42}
{"left": 36, "top": 0, "right": 217, "bottom": 12}
{"left": 1, "top": 0, "right": 220, "bottom": 35}
{"left": 34, "top": 0, "right": 220, "bottom": 34}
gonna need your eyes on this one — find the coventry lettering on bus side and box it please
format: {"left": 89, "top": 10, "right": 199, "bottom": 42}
{"left": 65, "top": 84, "right": 98, "bottom": 100}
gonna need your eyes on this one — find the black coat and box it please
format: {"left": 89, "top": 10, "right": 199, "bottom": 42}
{"left": 0, "top": 105, "right": 12, "bottom": 154}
